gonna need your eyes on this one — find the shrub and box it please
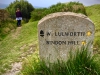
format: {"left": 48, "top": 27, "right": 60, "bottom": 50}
{"left": 30, "top": 2, "right": 87, "bottom": 22}
{"left": 0, "top": 19, "right": 16, "bottom": 40}
{"left": 0, "top": 9, "right": 9, "bottom": 27}
{"left": 29, "top": 8, "right": 47, "bottom": 22}
{"left": 30, "top": 3, "right": 68, "bottom": 21}
{"left": 66, "top": 1, "right": 87, "bottom": 15}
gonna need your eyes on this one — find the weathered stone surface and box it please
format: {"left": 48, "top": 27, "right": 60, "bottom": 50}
{"left": 38, "top": 12, "right": 95, "bottom": 63}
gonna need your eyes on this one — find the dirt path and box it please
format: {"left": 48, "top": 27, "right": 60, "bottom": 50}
{"left": 3, "top": 62, "right": 22, "bottom": 75}
{"left": 3, "top": 44, "right": 36, "bottom": 75}
{"left": 11, "top": 27, "right": 21, "bottom": 39}
{"left": 3, "top": 27, "right": 22, "bottom": 75}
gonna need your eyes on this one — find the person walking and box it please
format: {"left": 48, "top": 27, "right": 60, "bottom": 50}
{"left": 16, "top": 8, "right": 22, "bottom": 27}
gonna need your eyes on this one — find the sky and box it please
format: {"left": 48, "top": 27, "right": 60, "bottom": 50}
{"left": 0, "top": 0, "right": 100, "bottom": 7}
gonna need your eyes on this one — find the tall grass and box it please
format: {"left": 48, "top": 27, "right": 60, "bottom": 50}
{"left": 21, "top": 47, "right": 100, "bottom": 75}
{"left": 86, "top": 4, "right": 100, "bottom": 50}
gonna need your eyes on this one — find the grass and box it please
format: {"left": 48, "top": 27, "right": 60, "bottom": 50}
{"left": 21, "top": 47, "right": 100, "bottom": 75}
{"left": 86, "top": 4, "right": 100, "bottom": 32}
{"left": 0, "top": 21, "right": 38, "bottom": 74}
{"left": 86, "top": 4, "right": 100, "bottom": 50}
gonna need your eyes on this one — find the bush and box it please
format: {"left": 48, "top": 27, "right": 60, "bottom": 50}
{"left": 0, "top": 19, "right": 16, "bottom": 40}
{"left": 30, "top": 3, "right": 68, "bottom": 21}
{"left": 30, "top": 2, "right": 87, "bottom": 22}
{"left": 29, "top": 8, "right": 47, "bottom": 22}
{"left": 66, "top": 1, "right": 87, "bottom": 15}
{"left": 0, "top": 9, "right": 9, "bottom": 27}
{"left": 21, "top": 47, "right": 100, "bottom": 75}
{"left": 43, "top": 3, "right": 68, "bottom": 16}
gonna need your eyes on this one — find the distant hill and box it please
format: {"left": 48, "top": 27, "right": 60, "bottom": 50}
{"left": 0, "top": 3, "right": 8, "bottom": 9}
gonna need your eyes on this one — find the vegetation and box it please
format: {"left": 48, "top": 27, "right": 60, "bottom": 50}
{"left": 0, "top": 1, "right": 100, "bottom": 75}
{"left": 6, "top": 0, "right": 34, "bottom": 22}
{"left": 0, "top": 21, "right": 38, "bottom": 74}
{"left": 0, "top": 9, "right": 16, "bottom": 40}
{"left": 0, "top": 20, "right": 16, "bottom": 40}
{"left": 29, "top": 8, "right": 47, "bottom": 22}
{"left": 86, "top": 4, "right": 100, "bottom": 50}
{"left": 21, "top": 47, "right": 100, "bottom": 75}
{"left": 30, "top": 2, "right": 87, "bottom": 21}
{"left": 66, "top": 1, "right": 87, "bottom": 15}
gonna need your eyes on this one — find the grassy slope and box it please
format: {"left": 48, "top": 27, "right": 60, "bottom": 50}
{"left": 0, "top": 21, "right": 38, "bottom": 74}
{"left": 86, "top": 4, "right": 100, "bottom": 50}
{"left": 86, "top": 4, "right": 100, "bottom": 64}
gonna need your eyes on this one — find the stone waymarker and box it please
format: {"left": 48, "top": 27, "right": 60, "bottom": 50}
{"left": 38, "top": 12, "right": 95, "bottom": 63}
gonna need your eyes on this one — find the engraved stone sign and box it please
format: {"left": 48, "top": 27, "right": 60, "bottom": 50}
{"left": 38, "top": 12, "right": 95, "bottom": 63}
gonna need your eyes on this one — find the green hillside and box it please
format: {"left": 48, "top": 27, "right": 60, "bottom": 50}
{"left": 0, "top": 4, "right": 100, "bottom": 75}
{"left": 86, "top": 4, "right": 100, "bottom": 50}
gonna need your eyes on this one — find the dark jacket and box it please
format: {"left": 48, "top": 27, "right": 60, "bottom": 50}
{"left": 16, "top": 11, "right": 22, "bottom": 17}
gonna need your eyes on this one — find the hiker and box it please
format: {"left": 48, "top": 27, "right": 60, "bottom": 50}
{"left": 16, "top": 8, "right": 22, "bottom": 27}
